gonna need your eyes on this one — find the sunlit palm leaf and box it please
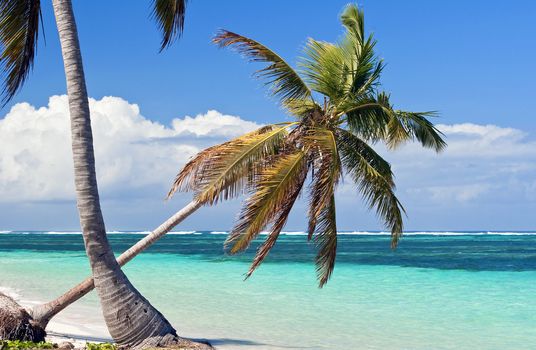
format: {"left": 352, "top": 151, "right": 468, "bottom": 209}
{"left": 168, "top": 124, "right": 292, "bottom": 204}
{"left": 337, "top": 128, "right": 405, "bottom": 247}
{"left": 226, "top": 151, "right": 307, "bottom": 254}
{"left": 340, "top": 4, "right": 365, "bottom": 43}
{"left": 300, "top": 38, "right": 346, "bottom": 103}
{"left": 314, "top": 194, "right": 337, "bottom": 287}
{"left": 338, "top": 5, "right": 383, "bottom": 98}
{"left": 0, "top": 0, "right": 41, "bottom": 104}
{"left": 151, "top": 0, "right": 187, "bottom": 51}
{"left": 245, "top": 163, "right": 307, "bottom": 279}
{"left": 213, "top": 30, "right": 311, "bottom": 103}
{"left": 306, "top": 128, "right": 341, "bottom": 238}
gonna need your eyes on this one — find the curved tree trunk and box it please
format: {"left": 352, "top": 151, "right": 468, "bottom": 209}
{"left": 29, "top": 200, "right": 202, "bottom": 330}
{"left": 51, "top": 1, "right": 209, "bottom": 348}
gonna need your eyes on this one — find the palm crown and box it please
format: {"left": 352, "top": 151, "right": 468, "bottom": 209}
{"left": 169, "top": 3, "right": 446, "bottom": 287}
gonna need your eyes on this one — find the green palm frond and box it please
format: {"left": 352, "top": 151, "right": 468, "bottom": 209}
{"left": 0, "top": 0, "right": 41, "bottom": 104}
{"left": 245, "top": 163, "right": 307, "bottom": 279}
{"left": 338, "top": 5, "right": 383, "bottom": 98}
{"left": 306, "top": 128, "right": 341, "bottom": 238}
{"left": 387, "top": 110, "right": 446, "bottom": 152}
{"left": 339, "top": 93, "right": 392, "bottom": 142}
{"left": 283, "top": 97, "right": 322, "bottom": 119}
{"left": 337, "top": 128, "right": 405, "bottom": 247}
{"left": 314, "top": 194, "right": 337, "bottom": 287}
{"left": 226, "top": 151, "right": 308, "bottom": 254}
{"left": 340, "top": 3, "right": 365, "bottom": 43}
{"left": 168, "top": 124, "right": 292, "bottom": 204}
{"left": 300, "top": 38, "right": 346, "bottom": 103}
{"left": 213, "top": 30, "right": 311, "bottom": 103}
{"left": 151, "top": 0, "right": 187, "bottom": 51}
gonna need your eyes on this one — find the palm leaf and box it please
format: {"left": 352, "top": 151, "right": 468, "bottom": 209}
{"left": 213, "top": 30, "right": 311, "bottom": 103}
{"left": 300, "top": 38, "right": 346, "bottom": 103}
{"left": 226, "top": 150, "right": 308, "bottom": 254}
{"left": 337, "top": 128, "right": 405, "bottom": 247}
{"left": 387, "top": 110, "right": 446, "bottom": 152}
{"left": 151, "top": 0, "right": 187, "bottom": 51}
{"left": 168, "top": 124, "right": 292, "bottom": 205}
{"left": 314, "top": 194, "right": 337, "bottom": 287}
{"left": 306, "top": 128, "right": 341, "bottom": 239}
{"left": 340, "top": 4, "right": 365, "bottom": 44}
{"left": 0, "top": 0, "right": 41, "bottom": 104}
{"left": 245, "top": 162, "right": 307, "bottom": 278}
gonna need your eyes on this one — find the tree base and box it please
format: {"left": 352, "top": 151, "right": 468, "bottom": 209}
{"left": 0, "top": 293, "right": 46, "bottom": 342}
{"left": 128, "top": 334, "right": 213, "bottom": 350}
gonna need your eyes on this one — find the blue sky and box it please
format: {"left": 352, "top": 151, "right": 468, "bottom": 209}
{"left": 1, "top": 1, "right": 535, "bottom": 232}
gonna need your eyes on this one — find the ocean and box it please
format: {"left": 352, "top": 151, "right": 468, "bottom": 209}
{"left": 0, "top": 231, "right": 535, "bottom": 349}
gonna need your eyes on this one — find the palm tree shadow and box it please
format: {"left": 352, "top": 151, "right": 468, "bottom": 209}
{"left": 197, "top": 337, "right": 316, "bottom": 349}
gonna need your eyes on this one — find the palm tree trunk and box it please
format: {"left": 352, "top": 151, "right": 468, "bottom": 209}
{"left": 28, "top": 200, "right": 202, "bottom": 330}
{"left": 51, "top": 1, "right": 208, "bottom": 348}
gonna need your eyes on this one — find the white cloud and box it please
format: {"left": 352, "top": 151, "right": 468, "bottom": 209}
{"left": 377, "top": 123, "right": 536, "bottom": 203}
{"left": 2, "top": 96, "right": 536, "bottom": 230}
{"left": 0, "top": 95, "right": 261, "bottom": 202}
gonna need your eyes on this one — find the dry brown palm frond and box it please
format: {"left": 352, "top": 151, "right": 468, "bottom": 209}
{"left": 167, "top": 124, "right": 291, "bottom": 202}
{"left": 195, "top": 124, "right": 293, "bottom": 205}
{"left": 226, "top": 150, "right": 308, "bottom": 254}
{"left": 314, "top": 194, "right": 338, "bottom": 287}
{"left": 244, "top": 162, "right": 307, "bottom": 279}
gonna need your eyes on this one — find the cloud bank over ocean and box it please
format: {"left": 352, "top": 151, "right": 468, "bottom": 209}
{"left": 0, "top": 95, "right": 260, "bottom": 202}
{"left": 1, "top": 96, "right": 535, "bottom": 230}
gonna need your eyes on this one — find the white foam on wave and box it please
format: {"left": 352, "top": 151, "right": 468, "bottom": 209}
{"left": 210, "top": 231, "right": 228, "bottom": 234}
{"left": 0, "top": 230, "right": 12, "bottom": 234}
{"left": 167, "top": 231, "right": 196, "bottom": 235}
{"left": 43, "top": 231, "right": 83, "bottom": 235}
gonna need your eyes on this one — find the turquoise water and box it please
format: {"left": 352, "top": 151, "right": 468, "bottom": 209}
{"left": 1, "top": 232, "right": 535, "bottom": 349}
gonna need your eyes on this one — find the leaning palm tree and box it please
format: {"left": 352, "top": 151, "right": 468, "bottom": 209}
{"left": 0, "top": 1, "right": 211, "bottom": 348}
{"left": 167, "top": 3, "right": 446, "bottom": 286}
{"left": 1, "top": 1, "right": 444, "bottom": 343}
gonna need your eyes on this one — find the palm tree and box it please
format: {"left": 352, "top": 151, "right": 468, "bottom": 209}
{"left": 0, "top": 0, "right": 211, "bottom": 348}
{"left": 167, "top": 3, "right": 446, "bottom": 287}
{"left": 1, "top": 1, "right": 445, "bottom": 342}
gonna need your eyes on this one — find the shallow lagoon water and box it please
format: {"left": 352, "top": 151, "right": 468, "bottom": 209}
{"left": 1, "top": 232, "right": 535, "bottom": 349}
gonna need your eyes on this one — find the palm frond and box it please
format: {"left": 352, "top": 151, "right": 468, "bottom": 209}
{"left": 387, "top": 110, "right": 446, "bottom": 152}
{"left": 151, "top": 0, "right": 187, "bottom": 51}
{"left": 337, "top": 128, "right": 405, "bottom": 247}
{"left": 338, "top": 5, "right": 383, "bottom": 98}
{"left": 300, "top": 38, "right": 346, "bottom": 103}
{"left": 340, "top": 93, "right": 392, "bottom": 142}
{"left": 226, "top": 151, "right": 308, "bottom": 254}
{"left": 245, "top": 163, "right": 307, "bottom": 278}
{"left": 0, "top": 0, "right": 41, "bottom": 104}
{"left": 305, "top": 128, "right": 341, "bottom": 239}
{"left": 168, "top": 124, "right": 292, "bottom": 204}
{"left": 340, "top": 3, "right": 365, "bottom": 43}
{"left": 213, "top": 30, "right": 311, "bottom": 103}
{"left": 314, "top": 194, "right": 337, "bottom": 287}
{"left": 283, "top": 97, "right": 322, "bottom": 119}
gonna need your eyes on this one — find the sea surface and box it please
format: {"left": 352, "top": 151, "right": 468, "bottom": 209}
{"left": 0, "top": 231, "right": 535, "bottom": 349}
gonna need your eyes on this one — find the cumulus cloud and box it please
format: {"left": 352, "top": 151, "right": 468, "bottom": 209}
{"left": 0, "top": 95, "right": 261, "bottom": 202}
{"left": 370, "top": 123, "right": 536, "bottom": 204}
{"left": 1, "top": 96, "right": 536, "bottom": 230}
